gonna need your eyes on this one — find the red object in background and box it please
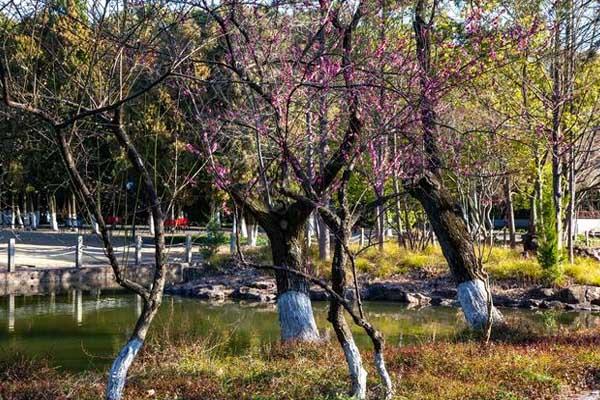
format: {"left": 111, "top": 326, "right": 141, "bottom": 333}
{"left": 165, "top": 218, "right": 189, "bottom": 229}
{"left": 106, "top": 216, "right": 121, "bottom": 225}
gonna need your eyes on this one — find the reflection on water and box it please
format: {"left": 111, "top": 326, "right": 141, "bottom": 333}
{"left": 1, "top": 292, "right": 600, "bottom": 371}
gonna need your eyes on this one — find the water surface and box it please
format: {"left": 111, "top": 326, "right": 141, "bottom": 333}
{"left": 0, "top": 292, "right": 598, "bottom": 371}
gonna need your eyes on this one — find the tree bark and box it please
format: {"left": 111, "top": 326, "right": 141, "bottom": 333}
{"left": 266, "top": 219, "right": 319, "bottom": 341}
{"left": 504, "top": 176, "right": 516, "bottom": 248}
{"left": 408, "top": 173, "right": 503, "bottom": 328}
{"left": 318, "top": 215, "right": 331, "bottom": 261}
{"left": 232, "top": 190, "right": 319, "bottom": 342}
{"left": 412, "top": 0, "right": 501, "bottom": 330}
{"left": 329, "top": 232, "right": 367, "bottom": 399}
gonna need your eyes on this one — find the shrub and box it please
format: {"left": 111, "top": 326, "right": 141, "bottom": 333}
{"left": 536, "top": 188, "right": 564, "bottom": 284}
{"left": 202, "top": 216, "right": 227, "bottom": 258}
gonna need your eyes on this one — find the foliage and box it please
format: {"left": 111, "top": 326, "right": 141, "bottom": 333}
{"left": 536, "top": 183, "right": 564, "bottom": 284}
{"left": 201, "top": 217, "right": 227, "bottom": 258}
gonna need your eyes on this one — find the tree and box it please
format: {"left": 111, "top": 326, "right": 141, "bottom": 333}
{"left": 0, "top": 1, "right": 203, "bottom": 398}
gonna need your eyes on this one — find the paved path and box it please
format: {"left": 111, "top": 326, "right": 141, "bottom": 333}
{"left": 0, "top": 228, "right": 204, "bottom": 268}
{"left": 570, "top": 391, "right": 600, "bottom": 399}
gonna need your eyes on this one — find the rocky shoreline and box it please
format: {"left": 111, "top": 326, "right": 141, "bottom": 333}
{"left": 166, "top": 265, "right": 600, "bottom": 312}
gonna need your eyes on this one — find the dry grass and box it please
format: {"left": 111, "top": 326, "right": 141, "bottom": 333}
{"left": 3, "top": 328, "right": 600, "bottom": 399}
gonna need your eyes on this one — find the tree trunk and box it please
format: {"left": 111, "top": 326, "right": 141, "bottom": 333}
{"left": 266, "top": 223, "right": 319, "bottom": 342}
{"left": 567, "top": 152, "right": 575, "bottom": 263}
{"left": 318, "top": 215, "right": 331, "bottom": 261}
{"left": 15, "top": 203, "right": 23, "bottom": 229}
{"left": 10, "top": 194, "right": 15, "bottom": 229}
{"left": 376, "top": 205, "right": 385, "bottom": 251}
{"left": 240, "top": 214, "right": 248, "bottom": 238}
{"left": 50, "top": 195, "right": 59, "bottom": 231}
{"left": 551, "top": 8, "right": 563, "bottom": 250}
{"left": 329, "top": 235, "right": 367, "bottom": 399}
{"left": 504, "top": 176, "right": 516, "bottom": 248}
{"left": 409, "top": 174, "right": 503, "bottom": 329}
{"left": 71, "top": 192, "right": 78, "bottom": 232}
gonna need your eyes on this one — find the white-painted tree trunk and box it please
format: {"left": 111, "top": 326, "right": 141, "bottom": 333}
{"left": 148, "top": 213, "right": 155, "bottom": 236}
{"left": 374, "top": 351, "right": 394, "bottom": 399}
{"left": 92, "top": 217, "right": 100, "bottom": 234}
{"left": 16, "top": 206, "right": 23, "bottom": 229}
{"left": 277, "top": 291, "right": 319, "bottom": 341}
{"left": 10, "top": 209, "right": 15, "bottom": 229}
{"left": 240, "top": 215, "right": 248, "bottom": 238}
{"left": 51, "top": 212, "right": 58, "bottom": 231}
{"left": 247, "top": 224, "right": 258, "bottom": 247}
{"left": 106, "top": 337, "right": 143, "bottom": 400}
{"left": 342, "top": 339, "right": 367, "bottom": 399}
{"left": 457, "top": 279, "right": 503, "bottom": 329}
{"left": 71, "top": 193, "right": 78, "bottom": 231}
{"left": 29, "top": 212, "right": 37, "bottom": 230}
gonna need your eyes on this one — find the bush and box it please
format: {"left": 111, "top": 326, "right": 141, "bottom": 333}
{"left": 536, "top": 190, "right": 564, "bottom": 284}
{"left": 202, "top": 217, "right": 227, "bottom": 258}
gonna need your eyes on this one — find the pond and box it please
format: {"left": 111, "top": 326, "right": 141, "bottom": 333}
{"left": 1, "top": 291, "right": 599, "bottom": 371}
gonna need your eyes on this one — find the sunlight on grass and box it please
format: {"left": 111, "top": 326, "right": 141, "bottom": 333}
{"left": 209, "top": 236, "right": 600, "bottom": 286}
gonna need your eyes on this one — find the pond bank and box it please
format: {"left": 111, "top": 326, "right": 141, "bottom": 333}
{"left": 166, "top": 263, "right": 600, "bottom": 312}
{"left": 3, "top": 327, "right": 600, "bottom": 400}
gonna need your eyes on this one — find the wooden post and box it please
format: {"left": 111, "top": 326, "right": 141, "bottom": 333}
{"left": 8, "top": 238, "right": 15, "bottom": 272}
{"left": 76, "top": 235, "right": 83, "bottom": 268}
{"left": 135, "top": 235, "right": 143, "bottom": 266}
{"left": 185, "top": 234, "right": 192, "bottom": 264}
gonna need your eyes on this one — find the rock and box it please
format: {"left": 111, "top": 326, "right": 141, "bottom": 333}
{"left": 585, "top": 286, "right": 600, "bottom": 303}
{"left": 519, "top": 299, "right": 542, "bottom": 309}
{"left": 555, "top": 285, "right": 590, "bottom": 304}
{"left": 492, "top": 295, "right": 514, "bottom": 307}
{"left": 430, "top": 296, "right": 443, "bottom": 306}
{"left": 194, "top": 288, "right": 226, "bottom": 301}
{"left": 231, "top": 286, "right": 273, "bottom": 302}
{"left": 248, "top": 280, "right": 275, "bottom": 290}
{"left": 430, "top": 288, "right": 457, "bottom": 299}
{"left": 528, "top": 287, "right": 556, "bottom": 300}
{"left": 540, "top": 300, "right": 565, "bottom": 309}
{"left": 364, "top": 283, "right": 407, "bottom": 302}
{"left": 404, "top": 292, "right": 431, "bottom": 305}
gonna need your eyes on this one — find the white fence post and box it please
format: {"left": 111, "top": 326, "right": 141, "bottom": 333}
{"left": 135, "top": 235, "right": 143, "bottom": 266}
{"left": 76, "top": 235, "right": 83, "bottom": 268}
{"left": 8, "top": 238, "right": 15, "bottom": 272}
{"left": 185, "top": 234, "right": 193, "bottom": 264}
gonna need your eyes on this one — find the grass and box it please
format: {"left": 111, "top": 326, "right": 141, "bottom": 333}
{"left": 3, "top": 328, "right": 600, "bottom": 399}
{"left": 345, "top": 243, "right": 445, "bottom": 279}
{"left": 207, "top": 237, "right": 600, "bottom": 286}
